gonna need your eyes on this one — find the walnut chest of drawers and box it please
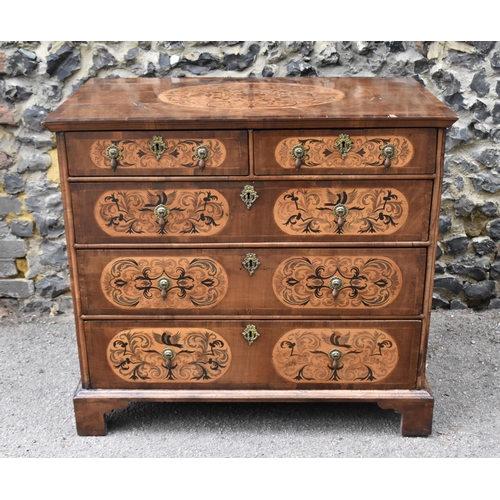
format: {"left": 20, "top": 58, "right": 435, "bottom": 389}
{"left": 44, "top": 77, "right": 457, "bottom": 436}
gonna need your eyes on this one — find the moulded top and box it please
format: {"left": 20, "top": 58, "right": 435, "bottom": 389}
{"left": 43, "top": 77, "right": 458, "bottom": 132}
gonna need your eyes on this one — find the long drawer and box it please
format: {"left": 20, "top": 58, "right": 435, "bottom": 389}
{"left": 70, "top": 179, "right": 434, "bottom": 244}
{"left": 76, "top": 247, "right": 427, "bottom": 317}
{"left": 84, "top": 319, "right": 422, "bottom": 390}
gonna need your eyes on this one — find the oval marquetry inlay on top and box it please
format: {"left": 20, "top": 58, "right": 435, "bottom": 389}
{"left": 276, "top": 135, "right": 413, "bottom": 169}
{"left": 272, "top": 328, "right": 398, "bottom": 383}
{"left": 95, "top": 189, "right": 229, "bottom": 237}
{"left": 101, "top": 257, "right": 228, "bottom": 309}
{"left": 90, "top": 138, "right": 227, "bottom": 170}
{"left": 273, "top": 255, "right": 402, "bottom": 309}
{"left": 274, "top": 187, "right": 409, "bottom": 236}
{"left": 108, "top": 328, "right": 231, "bottom": 383}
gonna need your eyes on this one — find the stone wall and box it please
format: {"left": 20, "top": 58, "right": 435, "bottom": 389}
{"left": 1, "top": 41, "right": 499, "bottom": 315}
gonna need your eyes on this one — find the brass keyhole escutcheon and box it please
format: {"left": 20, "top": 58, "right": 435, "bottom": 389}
{"left": 105, "top": 144, "right": 122, "bottom": 171}
{"left": 291, "top": 144, "right": 307, "bottom": 170}
{"left": 240, "top": 185, "right": 259, "bottom": 210}
{"left": 329, "top": 276, "right": 344, "bottom": 300}
{"left": 242, "top": 324, "right": 260, "bottom": 345}
{"left": 158, "top": 278, "right": 171, "bottom": 301}
{"left": 242, "top": 253, "right": 260, "bottom": 276}
{"left": 381, "top": 144, "right": 397, "bottom": 170}
{"left": 335, "top": 134, "right": 354, "bottom": 160}
{"left": 149, "top": 136, "right": 167, "bottom": 160}
{"left": 194, "top": 145, "right": 210, "bottom": 171}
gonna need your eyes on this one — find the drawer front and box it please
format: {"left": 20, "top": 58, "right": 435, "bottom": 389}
{"left": 77, "top": 247, "right": 426, "bottom": 317}
{"left": 70, "top": 179, "right": 433, "bottom": 244}
{"left": 65, "top": 130, "right": 249, "bottom": 176}
{"left": 84, "top": 319, "right": 421, "bottom": 390}
{"left": 254, "top": 128, "right": 437, "bottom": 175}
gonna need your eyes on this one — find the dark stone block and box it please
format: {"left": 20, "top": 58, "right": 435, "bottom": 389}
{"left": 318, "top": 46, "right": 339, "bottom": 66}
{"left": 443, "top": 234, "right": 469, "bottom": 255}
{"left": 434, "top": 276, "right": 463, "bottom": 295}
{"left": 20, "top": 299, "right": 51, "bottom": 313}
{"left": 470, "top": 100, "right": 491, "bottom": 122}
{"left": 435, "top": 263, "right": 446, "bottom": 274}
{"left": 486, "top": 218, "right": 500, "bottom": 240}
{"left": 35, "top": 275, "right": 68, "bottom": 298}
{"left": 431, "top": 69, "right": 460, "bottom": 96}
{"left": 286, "top": 60, "right": 318, "bottom": 77}
{"left": 180, "top": 53, "right": 220, "bottom": 75}
{"left": 159, "top": 53, "right": 170, "bottom": 70}
{"left": 436, "top": 244, "right": 442, "bottom": 259}
{"left": 10, "top": 219, "right": 33, "bottom": 238}
{"left": 33, "top": 213, "right": 65, "bottom": 238}
{"left": 471, "top": 147, "right": 499, "bottom": 168}
{"left": 463, "top": 280, "right": 496, "bottom": 300}
{"left": 125, "top": 48, "right": 138, "bottom": 62}
{"left": 288, "top": 41, "right": 314, "bottom": 57}
{"left": 46, "top": 43, "right": 81, "bottom": 81}
{"left": 432, "top": 292, "right": 449, "bottom": 309}
{"left": 493, "top": 103, "right": 500, "bottom": 124}
{"left": 91, "top": 46, "right": 117, "bottom": 73}
{"left": 413, "top": 58, "right": 432, "bottom": 74}
{"left": 469, "top": 172, "right": 500, "bottom": 193}
{"left": 5, "top": 84, "right": 33, "bottom": 101}
{"left": 488, "top": 298, "right": 500, "bottom": 309}
{"left": 9, "top": 49, "right": 38, "bottom": 76}
{"left": 491, "top": 258, "right": 500, "bottom": 280}
{"left": 386, "top": 41, "right": 406, "bottom": 53}
{"left": 3, "top": 172, "right": 24, "bottom": 195}
{"left": 40, "top": 240, "right": 67, "bottom": 267}
{"left": 444, "top": 92, "right": 466, "bottom": 112}
{"left": 447, "top": 256, "right": 490, "bottom": 280}
{"left": 439, "top": 215, "right": 452, "bottom": 234}
{"left": 22, "top": 105, "right": 51, "bottom": 132}
{"left": 468, "top": 42, "right": 495, "bottom": 55}
{"left": 445, "top": 50, "right": 483, "bottom": 69}
{"left": 223, "top": 43, "right": 260, "bottom": 71}
{"left": 470, "top": 68, "right": 490, "bottom": 97}
{"left": 491, "top": 52, "right": 500, "bottom": 72}
{"left": 450, "top": 299, "right": 469, "bottom": 310}
{"left": 262, "top": 66, "right": 274, "bottom": 77}
{"left": 480, "top": 201, "right": 499, "bottom": 217}
{"left": 454, "top": 195, "right": 476, "bottom": 216}
{"left": 472, "top": 236, "right": 497, "bottom": 256}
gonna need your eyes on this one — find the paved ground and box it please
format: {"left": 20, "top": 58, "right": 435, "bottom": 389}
{"left": 0, "top": 305, "right": 499, "bottom": 458}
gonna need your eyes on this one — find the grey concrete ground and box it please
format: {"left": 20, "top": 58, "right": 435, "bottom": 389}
{"left": 0, "top": 304, "right": 499, "bottom": 458}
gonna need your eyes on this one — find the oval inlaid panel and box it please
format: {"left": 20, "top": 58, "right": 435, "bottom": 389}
{"left": 90, "top": 138, "right": 227, "bottom": 170}
{"left": 272, "top": 328, "right": 398, "bottom": 383}
{"left": 108, "top": 328, "right": 231, "bottom": 383}
{"left": 275, "top": 135, "right": 414, "bottom": 169}
{"left": 272, "top": 256, "right": 402, "bottom": 308}
{"left": 101, "top": 257, "right": 228, "bottom": 309}
{"left": 95, "top": 189, "right": 229, "bottom": 237}
{"left": 274, "top": 188, "right": 409, "bottom": 236}
{"left": 158, "top": 81, "right": 349, "bottom": 109}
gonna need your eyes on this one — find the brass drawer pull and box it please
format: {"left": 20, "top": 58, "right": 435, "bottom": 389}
{"left": 154, "top": 204, "right": 170, "bottom": 233}
{"left": 381, "top": 144, "right": 397, "bottom": 170}
{"left": 158, "top": 278, "right": 171, "bottom": 301}
{"left": 329, "top": 349, "right": 343, "bottom": 371}
{"left": 149, "top": 135, "right": 167, "bottom": 160}
{"left": 105, "top": 144, "right": 122, "bottom": 171}
{"left": 334, "top": 134, "right": 354, "bottom": 160}
{"left": 329, "top": 276, "right": 344, "bottom": 300}
{"left": 194, "top": 145, "right": 210, "bottom": 171}
{"left": 291, "top": 143, "right": 307, "bottom": 170}
{"left": 161, "top": 348, "right": 176, "bottom": 371}
{"left": 333, "top": 204, "right": 349, "bottom": 231}
{"left": 242, "top": 324, "right": 260, "bottom": 345}
{"left": 240, "top": 185, "right": 259, "bottom": 209}
{"left": 242, "top": 253, "right": 260, "bottom": 276}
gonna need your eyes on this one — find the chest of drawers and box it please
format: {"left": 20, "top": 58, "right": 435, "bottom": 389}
{"left": 44, "top": 77, "right": 457, "bottom": 436}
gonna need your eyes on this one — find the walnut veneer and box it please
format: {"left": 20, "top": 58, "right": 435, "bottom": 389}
{"left": 44, "top": 77, "right": 457, "bottom": 436}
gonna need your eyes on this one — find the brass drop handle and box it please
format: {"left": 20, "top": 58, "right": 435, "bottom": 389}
{"left": 105, "top": 145, "right": 122, "bottom": 171}
{"left": 194, "top": 145, "right": 210, "bottom": 171}
{"left": 291, "top": 144, "right": 307, "bottom": 170}
{"left": 154, "top": 204, "right": 170, "bottom": 232}
{"left": 158, "top": 278, "right": 171, "bottom": 301}
{"left": 162, "top": 348, "right": 176, "bottom": 371}
{"left": 333, "top": 204, "right": 349, "bottom": 230}
{"left": 329, "top": 277, "right": 343, "bottom": 300}
{"left": 381, "top": 144, "right": 397, "bottom": 170}
{"left": 329, "top": 349, "right": 343, "bottom": 371}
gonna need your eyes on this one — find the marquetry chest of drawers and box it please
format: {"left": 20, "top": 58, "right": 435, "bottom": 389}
{"left": 44, "top": 77, "right": 457, "bottom": 436}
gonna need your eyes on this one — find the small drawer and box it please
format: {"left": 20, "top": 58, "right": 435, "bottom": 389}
{"left": 76, "top": 247, "right": 427, "bottom": 317}
{"left": 84, "top": 319, "right": 421, "bottom": 390}
{"left": 70, "top": 179, "right": 433, "bottom": 244}
{"left": 254, "top": 128, "right": 437, "bottom": 175}
{"left": 65, "top": 130, "right": 249, "bottom": 176}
